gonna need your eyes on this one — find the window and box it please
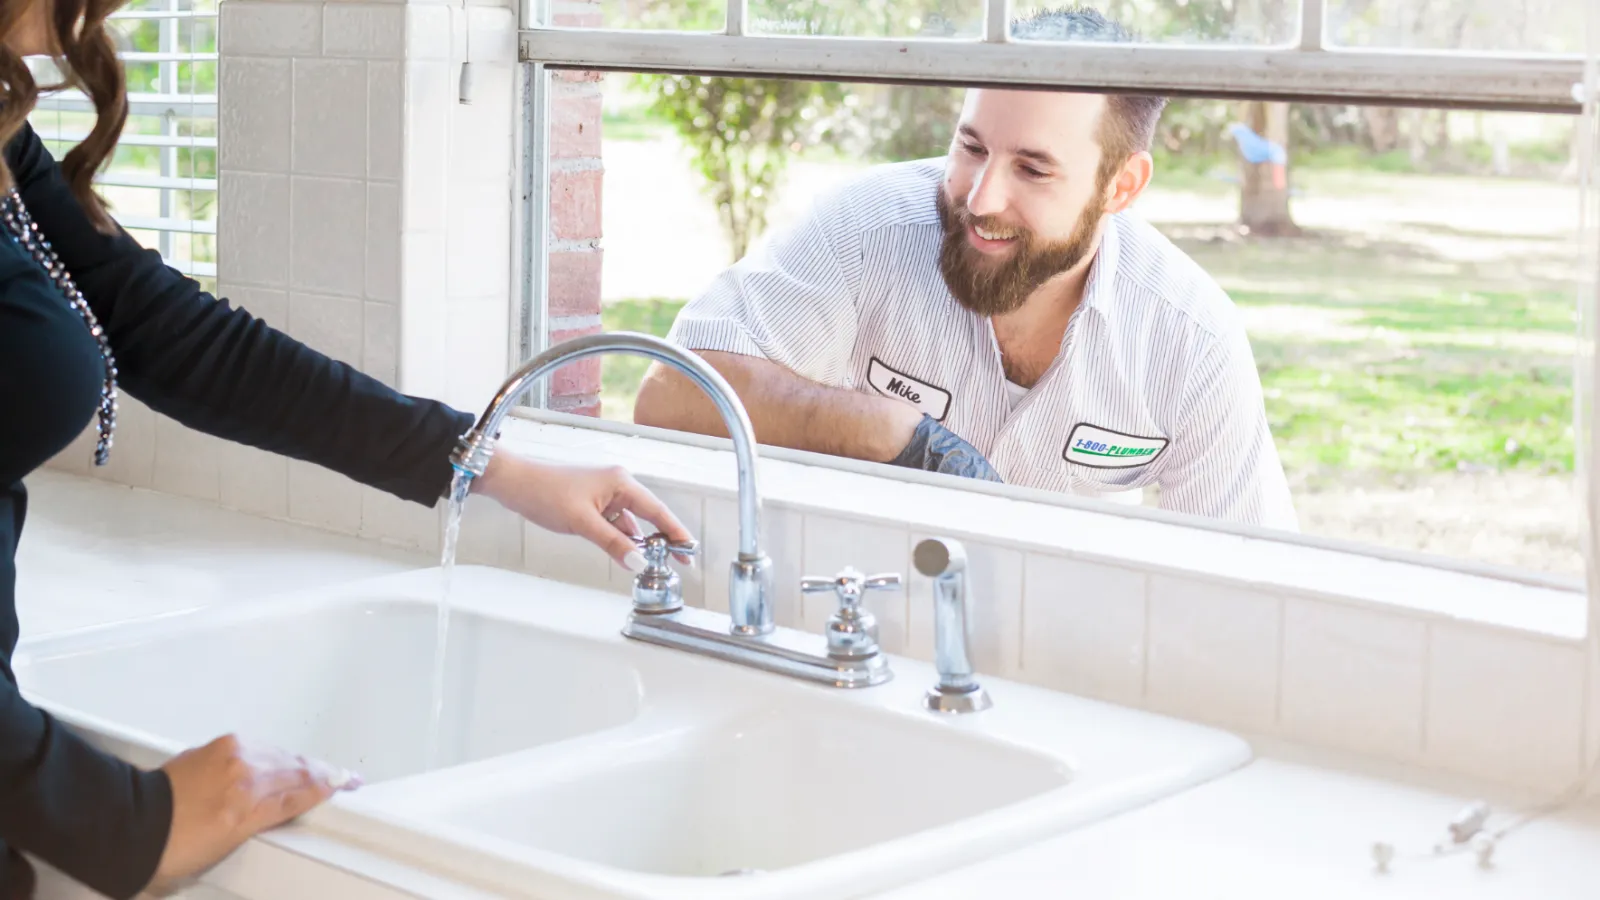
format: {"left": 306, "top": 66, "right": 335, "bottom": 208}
{"left": 29, "top": 0, "right": 219, "bottom": 293}
{"left": 517, "top": 0, "right": 1595, "bottom": 583}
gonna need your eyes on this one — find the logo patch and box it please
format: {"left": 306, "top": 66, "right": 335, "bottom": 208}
{"left": 1064, "top": 423, "right": 1168, "bottom": 469}
{"left": 867, "top": 357, "right": 952, "bottom": 421}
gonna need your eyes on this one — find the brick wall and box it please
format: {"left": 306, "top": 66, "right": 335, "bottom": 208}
{"left": 546, "top": 0, "right": 605, "bottom": 417}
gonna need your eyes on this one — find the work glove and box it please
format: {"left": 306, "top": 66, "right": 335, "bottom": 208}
{"left": 889, "top": 415, "right": 1003, "bottom": 483}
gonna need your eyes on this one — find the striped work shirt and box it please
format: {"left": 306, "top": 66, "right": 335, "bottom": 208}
{"left": 667, "top": 158, "right": 1298, "bottom": 531}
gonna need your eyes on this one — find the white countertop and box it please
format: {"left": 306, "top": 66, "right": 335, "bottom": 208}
{"left": 16, "top": 471, "right": 1600, "bottom": 900}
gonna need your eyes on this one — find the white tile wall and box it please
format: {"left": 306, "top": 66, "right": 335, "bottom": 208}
{"left": 367, "top": 61, "right": 404, "bottom": 180}
{"left": 288, "top": 292, "right": 364, "bottom": 367}
{"left": 218, "top": 172, "right": 290, "bottom": 287}
{"left": 1019, "top": 554, "right": 1145, "bottom": 703}
{"left": 219, "top": 57, "right": 291, "bottom": 172}
{"left": 1147, "top": 575, "right": 1283, "bottom": 733}
{"left": 220, "top": 444, "right": 290, "bottom": 519}
{"left": 323, "top": 3, "right": 407, "bottom": 58}
{"left": 220, "top": 1, "right": 322, "bottom": 57}
{"left": 1424, "top": 624, "right": 1586, "bottom": 792}
{"left": 287, "top": 460, "right": 364, "bottom": 534}
{"left": 152, "top": 418, "right": 224, "bottom": 503}
{"left": 290, "top": 177, "right": 368, "bottom": 298}
{"left": 801, "top": 516, "right": 911, "bottom": 654}
{"left": 291, "top": 59, "right": 368, "bottom": 177}
{"left": 1279, "top": 598, "right": 1426, "bottom": 760}
{"left": 366, "top": 182, "right": 402, "bottom": 304}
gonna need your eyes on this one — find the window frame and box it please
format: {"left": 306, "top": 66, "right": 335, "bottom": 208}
{"left": 511, "top": 0, "right": 1599, "bottom": 600}
{"left": 32, "top": 0, "right": 218, "bottom": 282}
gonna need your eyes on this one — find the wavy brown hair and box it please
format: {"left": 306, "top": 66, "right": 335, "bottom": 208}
{"left": 0, "top": 0, "right": 128, "bottom": 232}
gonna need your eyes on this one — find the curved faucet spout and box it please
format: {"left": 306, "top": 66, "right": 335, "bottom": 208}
{"left": 449, "top": 331, "right": 773, "bottom": 634}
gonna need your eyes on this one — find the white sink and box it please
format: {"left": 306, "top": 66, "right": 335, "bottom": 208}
{"left": 15, "top": 565, "right": 1251, "bottom": 899}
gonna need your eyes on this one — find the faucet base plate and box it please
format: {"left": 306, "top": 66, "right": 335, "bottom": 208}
{"left": 622, "top": 605, "right": 893, "bottom": 688}
{"left": 923, "top": 684, "right": 993, "bottom": 714}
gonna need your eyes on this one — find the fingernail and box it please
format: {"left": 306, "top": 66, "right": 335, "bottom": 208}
{"left": 623, "top": 550, "right": 648, "bottom": 573}
{"left": 328, "top": 768, "right": 358, "bottom": 789}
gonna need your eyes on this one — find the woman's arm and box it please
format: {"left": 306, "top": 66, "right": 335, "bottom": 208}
{"left": 5, "top": 122, "right": 473, "bottom": 505}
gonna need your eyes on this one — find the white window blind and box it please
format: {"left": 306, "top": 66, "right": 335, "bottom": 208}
{"left": 29, "top": 0, "right": 218, "bottom": 291}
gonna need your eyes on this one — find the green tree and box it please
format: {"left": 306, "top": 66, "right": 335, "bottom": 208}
{"left": 641, "top": 74, "right": 843, "bottom": 261}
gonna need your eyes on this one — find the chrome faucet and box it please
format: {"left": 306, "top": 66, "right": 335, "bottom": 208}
{"left": 450, "top": 331, "right": 893, "bottom": 688}
{"left": 913, "top": 538, "right": 992, "bottom": 713}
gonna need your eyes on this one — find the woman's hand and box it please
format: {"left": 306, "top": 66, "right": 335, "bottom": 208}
{"left": 149, "top": 735, "right": 359, "bottom": 893}
{"left": 470, "top": 453, "right": 693, "bottom": 571}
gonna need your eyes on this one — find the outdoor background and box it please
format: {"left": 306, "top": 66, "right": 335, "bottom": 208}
{"left": 29, "top": 0, "right": 1586, "bottom": 578}
{"left": 594, "top": 0, "right": 1588, "bottom": 577}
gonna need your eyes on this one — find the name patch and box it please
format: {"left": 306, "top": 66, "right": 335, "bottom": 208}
{"left": 867, "top": 357, "right": 952, "bottom": 421}
{"left": 1064, "top": 423, "right": 1169, "bottom": 469}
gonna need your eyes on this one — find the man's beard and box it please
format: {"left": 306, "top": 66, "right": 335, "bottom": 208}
{"left": 936, "top": 187, "right": 1106, "bottom": 318}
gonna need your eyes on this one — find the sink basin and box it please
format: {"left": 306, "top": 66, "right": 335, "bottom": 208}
{"left": 15, "top": 565, "right": 1251, "bottom": 899}
{"left": 15, "top": 581, "right": 644, "bottom": 783}
{"left": 385, "top": 704, "right": 1069, "bottom": 878}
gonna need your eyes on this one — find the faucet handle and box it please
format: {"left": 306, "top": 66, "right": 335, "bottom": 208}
{"left": 801, "top": 568, "right": 900, "bottom": 611}
{"left": 630, "top": 533, "right": 698, "bottom": 614}
{"left": 802, "top": 568, "right": 899, "bottom": 660}
{"left": 634, "top": 532, "right": 698, "bottom": 570}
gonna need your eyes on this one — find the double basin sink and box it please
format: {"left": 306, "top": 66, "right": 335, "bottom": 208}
{"left": 14, "top": 564, "right": 1251, "bottom": 898}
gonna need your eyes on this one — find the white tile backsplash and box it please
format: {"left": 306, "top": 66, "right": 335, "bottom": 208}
{"left": 288, "top": 292, "right": 364, "bottom": 367}
{"left": 445, "top": 179, "right": 512, "bottom": 299}
{"left": 151, "top": 418, "right": 223, "bottom": 503}
{"left": 402, "top": 61, "right": 452, "bottom": 230}
{"left": 1279, "top": 598, "right": 1426, "bottom": 760}
{"left": 367, "top": 62, "right": 404, "bottom": 180}
{"left": 292, "top": 59, "right": 368, "bottom": 178}
{"left": 218, "top": 172, "right": 290, "bottom": 287}
{"left": 801, "top": 516, "right": 910, "bottom": 654}
{"left": 323, "top": 3, "right": 407, "bottom": 58}
{"left": 1425, "top": 624, "right": 1586, "bottom": 792}
{"left": 398, "top": 230, "right": 450, "bottom": 398}
{"left": 287, "top": 460, "right": 364, "bottom": 534}
{"left": 363, "top": 301, "right": 400, "bottom": 387}
{"left": 220, "top": 444, "right": 289, "bottom": 520}
{"left": 406, "top": 5, "right": 453, "bottom": 61}
{"left": 366, "top": 182, "right": 402, "bottom": 304}
{"left": 219, "top": 58, "right": 291, "bottom": 173}
{"left": 455, "top": 492, "right": 524, "bottom": 570}
{"left": 1147, "top": 575, "right": 1282, "bottom": 732}
{"left": 290, "top": 177, "right": 368, "bottom": 297}
{"left": 220, "top": 1, "right": 322, "bottom": 57}
{"left": 523, "top": 522, "right": 619, "bottom": 594}
{"left": 360, "top": 486, "right": 441, "bottom": 554}
{"left": 443, "top": 296, "right": 509, "bottom": 412}
{"left": 907, "top": 536, "right": 1023, "bottom": 675}
{"left": 1019, "top": 554, "right": 1146, "bottom": 703}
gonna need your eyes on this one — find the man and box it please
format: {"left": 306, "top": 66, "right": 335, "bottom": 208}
{"left": 634, "top": 6, "right": 1298, "bottom": 531}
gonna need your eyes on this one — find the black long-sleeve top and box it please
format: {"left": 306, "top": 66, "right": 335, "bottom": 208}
{"left": 0, "top": 122, "right": 476, "bottom": 897}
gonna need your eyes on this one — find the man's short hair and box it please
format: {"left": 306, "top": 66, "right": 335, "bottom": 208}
{"left": 1011, "top": 6, "right": 1169, "bottom": 183}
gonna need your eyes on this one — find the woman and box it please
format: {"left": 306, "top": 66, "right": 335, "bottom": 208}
{"left": 0, "top": 0, "right": 693, "bottom": 896}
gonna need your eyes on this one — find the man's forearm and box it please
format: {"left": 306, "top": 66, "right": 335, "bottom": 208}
{"left": 633, "top": 351, "right": 920, "bottom": 462}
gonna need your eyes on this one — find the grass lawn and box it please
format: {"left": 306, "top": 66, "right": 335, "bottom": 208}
{"left": 600, "top": 298, "right": 687, "bottom": 422}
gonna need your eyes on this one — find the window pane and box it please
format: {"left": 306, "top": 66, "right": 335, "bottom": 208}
{"left": 1010, "top": 0, "right": 1298, "bottom": 45}
{"left": 749, "top": 0, "right": 983, "bottom": 38}
{"left": 1328, "top": 0, "right": 1583, "bottom": 53}
{"left": 570, "top": 71, "right": 1584, "bottom": 575}
{"left": 596, "top": 0, "right": 724, "bottom": 30}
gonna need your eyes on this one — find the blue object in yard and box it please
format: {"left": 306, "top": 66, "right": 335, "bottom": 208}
{"left": 1227, "top": 122, "right": 1287, "bottom": 166}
